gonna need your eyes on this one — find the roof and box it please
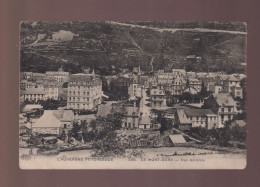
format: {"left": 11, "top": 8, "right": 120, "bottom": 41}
{"left": 212, "top": 93, "right": 236, "bottom": 106}
{"left": 24, "top": 104, "right": 43, "bottom": 111}
{"left": 46, "top": 71, "right": 69, "bottom": 76}
{"left": 97, "top": 103, "right": 113, "bottom": 117}
{"left": 53, "top": 110, "right": 74, "bottom": 121}
{"left": 33, "top": 110, "right": 62, "bottom": 128}
{"left": 20, "top": 122, "right": 31, "bottom": 129}
{"left": 21, "top": 87, "right": 45, "bottom": 95}
{"left": 218, "top": 75, "right": 230, "bottom": 80}
{"left": 168, "top": 134, "right": 186, "bottom": 144}
{"left": 185, "top": 108, "right": 216, "bottom": 117}
{"left": 183, "top": 87, "right": 198, "bottom": 94}
{"left": 69, "top": 74, "right": 101, "bottom": 85}
{"left": 75, "top": 114, "right": 96, "bottom": 122}
{"left": 227, "top": 75, "right": 241, "bottom": 82}
{"left": 69, "top": 74, "right": 95, "bottom": 82}
{"left": 232, "top": 120, "right": 246, "bottom": 127}
{"left": 177, "top": 109, "right": 191, "bottom": 124}
{"left": 140, "top": 115, "right": 150, "bottom": 125}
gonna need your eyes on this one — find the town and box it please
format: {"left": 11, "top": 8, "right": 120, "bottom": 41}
{"left": 19, "top": 64, "right": 247, "bottom": 157}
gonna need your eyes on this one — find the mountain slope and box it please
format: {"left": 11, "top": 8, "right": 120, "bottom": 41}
{"left": 20, "top": 21, "right": 247, "bottom": 74}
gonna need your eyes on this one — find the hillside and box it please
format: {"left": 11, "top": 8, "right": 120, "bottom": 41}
{"left": 20, "top": 21, "right": 247, "bottom": 75}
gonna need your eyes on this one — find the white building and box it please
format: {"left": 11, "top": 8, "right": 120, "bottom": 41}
{"left": 67, "top": 73, "right": 103, "bottom": 110}
{"left": 128, "top": 83, "right": 142, "bottom": 99}
{"left": 45, "top": 71, "right": 69, "bottom": 82}
{"left": 150, "top": 88, "right": 167, "bottom": 108}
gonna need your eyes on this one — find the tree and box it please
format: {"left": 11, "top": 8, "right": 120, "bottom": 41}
{"left": 151, "top": 109, "right": 172, "bottom": 133}
{"left": 199, "top": 80, "right": 209, "bottom": 99}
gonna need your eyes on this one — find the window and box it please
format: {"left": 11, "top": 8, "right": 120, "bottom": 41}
{"left": 228, "top": 107, "right": 231, "bottom": 112}
{"left": 197, "top": 116, "right": 199, "bottom": 121}
{"left": 222, "top": 108, "right": 224, "bottom": 112}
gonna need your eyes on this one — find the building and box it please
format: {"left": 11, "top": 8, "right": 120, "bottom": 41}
{"left": 122, "top": 105, "right": 139, "bottom": 129}
{"left": 183, "top": 87, "right": 198, "bottom": 95}
{"left": 172, "top": 69, "right": 186, "bottom": 77}
{"left": 20, "top": 87, "right": 45, "bottom": 102}
{"left": 128, "top": 83, "right": 142, "bottom": 99}
{"left": 184, "top": 108, "right": 218, "bottom": 129}
{"left": 163, "top": 134, "right": 186, "bottom": 146}
{"left": 208, "top": 83, "right": 223, "bottom": 94}
{"left": 188, "top": 78, "right": 202, "bottom": 92}
{"left": 204, "top": 93, "right": 237, "bottom": 128}
{"left": 67, "top": 73, "right": 103, "bottom": 110}
{"left": 20, "top": 80, "right": 37, "bottom": 90}
{"left": 223, "top": 75, "right": 242, "bottom": 93}
{"left": 171, "top": 75, "right": 186, "bottom": 95}
{"left": 150, "top": 88, "right": 167, "bottom": 108}
{"left": 43, "top": 81, "right": 60, "bottom": 100}
{"left": 175, "top": 108, "right": 217, "bottom": 130}
{"left": 32, "top": 110, "right": 74, "bottom": 135}
{"left": 21, "top": 72, "right": 33, "bottom": 80}
{"left": 45, "top": 71, "right": 69, "bottom": 82}
{"left": 231, "top": 85, "right": 243, "bottom": 99}
{"left": 230, "top": 120, "right": 246, "bottom": 128}
{"left": 139, "top": 114, "right": 151, "bottom": 129}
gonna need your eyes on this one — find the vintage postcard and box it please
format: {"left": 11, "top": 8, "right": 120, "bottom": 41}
{"left": 19, "top": 21, "right": 247, "bottom": 169}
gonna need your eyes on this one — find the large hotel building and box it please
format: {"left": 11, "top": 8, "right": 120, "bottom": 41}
{"left": 67, "top": 73, "right": 103, "bottom": 110}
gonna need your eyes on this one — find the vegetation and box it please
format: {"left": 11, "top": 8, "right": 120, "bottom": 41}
{"left": 20, "top": 22, "right": 246, "bottom": 75}
{"left": 39, "top": 98, "right": 67, "bottom": 110}
{"left": 150, "top": 109, "right": 172, "bottom": 134}
{"left": 67, "top": 112, "right": 128, "bottom": 157}
{"left": 188, "top": 124, "right": 246, "bottom": 148}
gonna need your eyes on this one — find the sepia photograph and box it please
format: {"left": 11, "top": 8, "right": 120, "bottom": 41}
{"left": 19, "top": 21, "right": 247, "bottom": 169}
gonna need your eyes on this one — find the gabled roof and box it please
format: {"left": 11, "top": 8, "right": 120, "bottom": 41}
{"left": 33, "top": 110, "right": 62, "bottom": 128}
{"left": 177, "top": 109, "right": 191, "bottom": 124}
{"left": 97, "top": 103, "right": 113, "bottom": 117}
{"left": 232, "top": 120, "right": 246, "bottom": 127}
{"left": 212, "top": 93, "right": 236, "bottom": 106}
{"left": 24, "top": 104, "right": 43, "bottom": 111}
{"left": 53, "top": 110, "right": 74, "bottom": 121}
{"left": 168, "top": 134, "right": 186, "bottom": 144}
{"left": 185, "top": 108, "right": 216, "bottom": 117}
{"left": 183, "top": 87, "right": 198, "bottom": 94}
{"left": 21, "top": 87, "right": 45, "bottom": 95}
{"left": 227, "top": 75, "right": 241, "bottom": 82}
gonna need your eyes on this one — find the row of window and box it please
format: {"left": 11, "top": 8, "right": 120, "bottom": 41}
{"left": 69, "top": 97, "right": 90, "bottom": 101}
{"left": 24, "top": 94, "right": 44, "bottom": 97}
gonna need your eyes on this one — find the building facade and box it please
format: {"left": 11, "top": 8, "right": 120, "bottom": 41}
{"left": 204, "top": 93, "right": 237, "bottom": 128}
{"left": 150, "top": 88, "right": 167, "bottom": 108}
{"left": 45, "top": 71, "right": 69, "bottom": 82}
{"left": 67, "top": 73, "right": 103, "bottom": 110}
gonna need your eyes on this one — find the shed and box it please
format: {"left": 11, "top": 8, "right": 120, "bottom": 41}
{"left": 164, "top": 134, "right": 186, "bottom": 146}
